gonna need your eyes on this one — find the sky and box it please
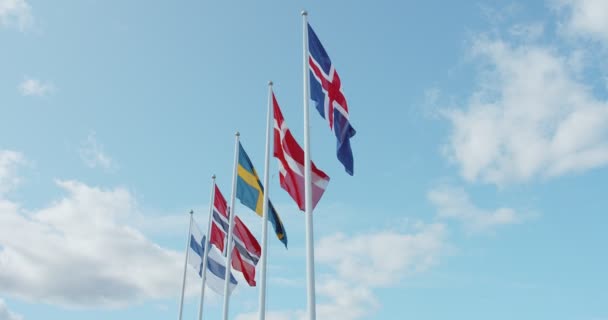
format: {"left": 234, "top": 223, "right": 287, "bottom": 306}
{"left": 1, "top": 0, "right": 607, "bottom": 319}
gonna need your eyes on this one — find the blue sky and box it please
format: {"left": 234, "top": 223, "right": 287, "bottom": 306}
{"left": 1, "top": 0, "right": 607, "bottom": 319}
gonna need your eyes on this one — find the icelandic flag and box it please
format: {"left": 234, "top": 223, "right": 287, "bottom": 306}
{"left": 308, "top": 23, "right": 356, "bottom": 175}
{"left": 188, "top": 219, "right": 237, "bottom": 295}
{"left": 273, "top": 91, "right": 330, "bottom": 211}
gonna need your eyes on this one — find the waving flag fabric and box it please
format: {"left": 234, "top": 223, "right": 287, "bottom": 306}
{"left": 209, "top": 185, "right": 230, "bottom": 253}
{"left": 232, "top": 216, "right": 261, "bottom": 267}
{"left": 237, "top": 142, "right": 288, "bottom": 248}
{"left": 208, "top": 184, "right": 262, "bottom": 286}
{"left": 187, "top": 219, "right": 237, "bottom": 295}
{"left": 230, "top": 216, "right": 260, "bottom": 286}
{"left": 206, "top": 243, "right": 238, "bottom": 295}
{"left": 273, "top": 91, "right": 330, "bottom": 211}
{"left": 308, "top": 23, "right": 356, "bottom": 175}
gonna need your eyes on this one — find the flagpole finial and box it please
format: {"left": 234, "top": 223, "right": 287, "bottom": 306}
{"left": 301, "top": 10, "right": 307, "bottom": 16}
{"left": 189, "top": 210, "right": 194, "bottom": 215}
{"left": 235, "top": 131, "right": 240, "bottom": 137}
{"left": 268, "top": 80, "right": 273, "bottom": 86}
{"left": 212, "top": 174, "right": 216, "bottom": 179}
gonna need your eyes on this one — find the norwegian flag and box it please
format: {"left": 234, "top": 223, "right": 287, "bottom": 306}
{"left": 230, "top": 216, "right": 260, "bottom": 286}
{"left": 209, "top": 184, "right": 260, "bottom": 286}
{"left": 273, "top": 91, "right": 330, "bottom": 211}
{"left": 308, "top": 23, "right": 356, "bottom": 175}
{"left": 209, "top": 184, "right": 229, "bottom": 252}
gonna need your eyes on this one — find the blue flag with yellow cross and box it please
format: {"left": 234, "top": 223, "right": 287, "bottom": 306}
{"left": 236, "top": 142, "right": 288, "bottom": 248}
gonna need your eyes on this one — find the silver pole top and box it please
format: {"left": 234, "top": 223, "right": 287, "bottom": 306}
{"left": 268, "top": 80, "right": 273, "bottom": 86}
{"left": 235, "top": 131, "right": 240, "bottom": 137}
{"left": 301, "top": 10, "right": 307, "bottom": 16}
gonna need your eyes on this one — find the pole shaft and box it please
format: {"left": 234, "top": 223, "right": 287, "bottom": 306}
{"left": 258, "top": 82, "right": 273, "bottom": 320}
{"left": 198, "top": 176, "right": 216, "bottom": 320}
{"left": 222, "top": 133, "right": 240, "bottom": 320}
{"left": 178, "top": 212, "right": 194, "bottom": 320}
{"left": 302, "top": 11, "right": 316, "bottom": 320}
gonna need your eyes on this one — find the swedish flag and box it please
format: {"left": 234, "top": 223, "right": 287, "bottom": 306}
{"left": 237, "top": 142, "right": 288, "bottom": 248}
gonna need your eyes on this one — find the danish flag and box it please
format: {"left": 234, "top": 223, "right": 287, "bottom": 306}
{"left": 308, "top": 23, "right": 356, "bottom": 175}
{"left": 273, "top": 91, "right": 330, "bottom": 211}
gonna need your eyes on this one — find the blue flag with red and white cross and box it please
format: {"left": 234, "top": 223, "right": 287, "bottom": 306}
{"left": 308, "top": 22, "right": 356, "bottom": 176}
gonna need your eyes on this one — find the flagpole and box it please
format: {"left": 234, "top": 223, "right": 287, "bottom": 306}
{"left": 198, "top": 175, "right": 216, "bottom": 320}
{"left": 223, "top": 132, "right": 240, "bottom": 320}
{"left": 258, "top": 81, "right": 273, "bottom": 320}
{"left": 302, "top": 10, "right": 317, "bottom": 320}
{"left": 178, "top": 210, "right": 194, "bottom": 320}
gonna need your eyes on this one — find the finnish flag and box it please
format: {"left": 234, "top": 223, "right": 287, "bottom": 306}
{"left": 188, "top": 219, "right": 238, "bottom": 295}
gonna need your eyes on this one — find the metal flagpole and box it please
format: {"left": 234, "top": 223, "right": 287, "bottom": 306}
{"left": 222, "top": 132, "right": 240, "bottom": 320}
{"left": 257, "top": 81, "right": 274, "bottom": 320}
{"left": 178, "top": 210, "right": 194, "bottom": 320}
{"left": 302, "top": 10, "right": 317, "bottom": 320}
{"left": 198, "top": 175, "right": 216, "bottom": 320}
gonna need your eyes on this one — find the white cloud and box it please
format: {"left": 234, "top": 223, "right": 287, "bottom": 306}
{"left": 235, "top": 310, "right": 299, "bottom": 320}
{"left": 18, "top": 78, "right": 54, "bottom": 97}
{"left": 0, "top": 299, "right": 22, "bottom": 320}
{"left": 80, "top": 132, "right": 115, "bottom": 171}
{"left": 479, "top": 3, "right": 522, "bottom": 24}
{"left": 509, "top": 22, "right": 545, "bottom": 40}
{"left": 556, "top": 0, "right": 608, "bottom": 43}
{"left": 0, "top": 0, "right": 32, "bottom": 30}
{"left": 0, "top": 150, "right": 24, "bottom": 196}
{"left": 131, "top": 212, "right": 190, "bottom": 237}
{"left": 235, "top": 278, "right": 378, "bottom": 320}
{"left": 316, "top": 223, "right": 448, "bottom": 287}
{"left": 315, "top": 279, "right": 378, "bottom": 320}
{"left": 428, "top": 185, "right": 522, "bottom": 233}
{"left": 420, "top": 87, "right": 442, "bottom": 118}
{"left": 236, "top": 224, "right": 447, "bottom": 320}
{"left": 269, "top": 276, "right": 302, "bottom": 288}
{"left": 443, "top": 37, "right": 608, "bottom": 184}
{"left": 0, "top": 152, "right": 202, "bottom": 307}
